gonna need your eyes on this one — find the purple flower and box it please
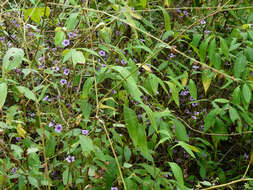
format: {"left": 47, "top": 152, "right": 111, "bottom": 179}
{"left": 49, "top": 122, "right": 54, "bottom": 128}
{"left": 66, "top": 155, "right": 75, "bottom": 163}
{"left": 99, "top": 50, "right": 106, "bottom": 57}
{"left": 63, "top": 68, "right": 70, "bottom": 75}
{"left": 43, "top": 95, "right": 49, "bottom": 101}
{"left": 0, "top": 36, "right": 5, "bottom": 42}
{"left": 55, "top": 124, "right": 62, "bottom": 133}
{"left": 190, "top": 96, "right": 195, "bottom": 101}
{"left": 121, "top": 59, "right": 127, "bottom": 65}
{"left": 244, "top": 153, "right": 249, "bottom": 159}
{"left": 185, "top": 109, "right": 191, "bottom": 114}
{"left": 201, "top": 19, "right": 206, "bottom": 25}
{"left": 101, "top": 64, "right": 106, "bottom": 68}
{"left": 192, "top": 65, "right": 199, "bottom": 70}
{"left": 192, "top": 115, "right": 197, "bottom": 120}
{"left": 82, "top": 130, "right": 89, "bottom": 135}
{"left": 11, "top": 168, "right": 16, "bottom": 173}
{"left": 29, "top": 32, "right": 35, "bottom": 37}
{"left": 53, "top": 60, "right": 59, "bottom": 64}
{"left": 60, "top": 79, "right": 67, "bottom": 85}
{"left": 183, "top": 11, "right": 189, "bottom": 16}
{"left": 111, "top": 187, "right": 118, "bottom": 190}
{"left": 194, "top": 111, "right": 199, "bottom": 116}
{"left": 53, "top": 66, "right": 60, "bottom": 72}
{"left": 192, "top": 103, "right": 198, "bottom": 107}
{"left": 16, "top": 137, "right": 21, "bottom": 142}
{"left": 116, "top": 31, "right": 120, "bottom": 35}
{"left": 112, "top": 90, "right": 117, "bottom": 94}
{"left": 170, "top": 53, "right": 176, "bottom": 58}
{"left": 200, "top": 125, "right": 205, "bottom": 130}
{"left": 30, "top": 113, "right": 35, "bottom": 117}
{"left": 68, "top": 32, "right": 74, "bottom": 38}
{"left": 62, "top": 39, "right": 70, "bottom": 47}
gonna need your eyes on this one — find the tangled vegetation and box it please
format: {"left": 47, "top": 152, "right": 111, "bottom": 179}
{"left": 0, "top": 0, "right": 253, "bottom": 189}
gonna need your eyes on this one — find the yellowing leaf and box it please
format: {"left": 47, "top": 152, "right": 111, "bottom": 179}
{"left": 99, "top": 104, "right": 116, "bottom": 111}
{"left": 24, "top": 7, "right": 50, "bottom": 24}
{"left": 202, "top": 69, "right": 215, "bottom": 94}
{"left": 137, "top": 64, "right": 152, "bottom": 72}
{"left": 17, "top": 124, "right": 27, "bottom": 138}
{"left": 181, "top": 71, "right": 188, "bottom": 87}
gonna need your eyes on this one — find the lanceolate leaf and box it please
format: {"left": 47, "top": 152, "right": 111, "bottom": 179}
{"left": 123, "top": 105, "right": 149, "bottom": 157}
{"left": 188, "top": 79, "right": 197, "bottom": 100}
{"left": 17, "top": 86, "right": 36, "bottom": 101}
{"left": 0, "top": 83, "right": 8, "bottom": 109}
{"left": 169, "top": 162, "right": 185, "bottom": 189}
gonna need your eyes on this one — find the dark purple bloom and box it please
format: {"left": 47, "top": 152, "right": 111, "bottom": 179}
{"left": 101, "top": 64, "right": 106, "bottom": 68}
{"left": 68, "top": 32, "right": 74, "bottom": 38}
{"left": 99, "top": 50, "right": 106, "bottom": 57}
{"left": 192, "top": 103, "right": 198, "bottom": 107}
{"left": 200, "top": 125, "right": 204, "bottom": 130}
{"left": 111, "top": 187, "right": 118, "bottom": 190}
{"left": 0, "top": 36, "right": 5, "bottom": 42}
{"left": 16, "top": 137, "right": 21, "bottom": 142}
{"left": 121, "top": 59, "right": 127, "bottom": 65}
{"left": 11, "top": 168, "right": 16, "bottom": 173}
{"left": 190, "top": 96, "right": 195, "bottom": 101}
{"left": 29, "top": 32, "right": 35, "bottom": 37}
{"left": 55, "top": 124, "right": 62, "bottom": 133}
{"left": 183, "top": 11, "right": 189, "bottom": 16}
{"left": 63, "top": 68, "right": 70, "bottom": 75}
{"left": 60, "top": 79, "right": 67, "bottom": 85}
{"left": 82, "top": 130, "right": 89, "bottom": 135}
{"left": 116, "top": 31, "right": 120, "bottom": 35}
{"left": 62, "top": 39, "right": 70, "bottom": 47}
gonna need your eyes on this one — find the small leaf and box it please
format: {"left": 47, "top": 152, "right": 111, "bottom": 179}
{"left": 188, "top": 79, "right": 197, "bottom": 100}
{"left": 17, "top": 86, "right": 36, "bottom": 101}
{"left": 169, "top": 162, "right": 184, "bottom": 189}
{"left": 172, "top": 118, "right": 189, "bottom": 142}
{"left": 202, "top": 69, "right": 214, "bottom": 94}
{"left": 2, "top": 48, "right": 24, "bottom": 75}
{"left": 229, "top": 107, "right": 240, "bottom": 124}
{"left": 204, "top": 108, "right": 219, "bottom": 132}
{"left": 124, "top": 105, "right": 149, "bottom": 157}
{"left": 72, "top": 50, "right": 85, "bottom": 68}
{"left": 65, "top": 13, "right": 79, "bottom": 30}
{"left": 219, "top": 37, "right": 229, "bottom": 59}
{"left": 181, "top": 71, "right": 188, "bottom": 87}
{"left": 166, "top": 81, "right": 179, "bottom": 107}
{"left": 199, "top": 36, "right": 211, "bottom": 62}
{"left": 234, "top": 53, "right": 247, "bottom": 78}
{"left": 0, "top": 83, "right": 8, "bottom": 109}
{"left": 177, "top": 141, "right": 197, "bottom": 158}
{"left": 242, "top": 84, "right": 251, "bottom": 104}
{"left": 17, "top": 123, "right": 27, "bottom": 138}
{"left": 161, "top": 7, "right": 171, "bottom": 31}
{"left": 54, "top": 30, "right": 65, "bottom": 47}
{"left": 79, "top": 135, "right": 94, "bottom": 154}
{"left": 24, "top": 7, "right": 50, "bottom": 24}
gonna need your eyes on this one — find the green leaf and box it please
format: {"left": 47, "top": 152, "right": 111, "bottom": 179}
{"left": 72, "top": 50, "right": 85, "bottom": 68}
{"left": 24, "top": 7, "right": 50, "bottom": 24}
{"left": 28, "top": 176, "right": 39, "bottom": 188}
{"left": 166, "top": 81, "right": 179, "bottom": 107}
{"left": 65, "top": 13, "right": 79, "bottom": 31}
{"left": 0, "top": 83, "right": 8, "bottom": 109}
{"left": 169, "top": 162, "right": 184, "bottom": 189}
{"left": 112, "top": 66, "right": 143, "bottom": 102}
{"left": 234, "top": 53, "right": 247, "bottom": 78}
{"left": 232, "top": 86, "right": 241, "bottom": 106}
{"left": 123, "top": 105, "right": 149, "bottom": 157}
{"left": 188, "top": 79, "right": 197, "bottom": 100}
{"left": 208, "top": 38, "right": 216, "bottom": 64}
{"left": 45, "top": 135, "right": 56, "bottom": 157}
{"left": 204, "top": 108, "right": 219, "bottom": 132}
{"left": 177, "top": 141, "right": 198, "bottom": 158}
{"left": 161, "top": 7, "right": 171, "bottom": 31}
{"left": 79, "top": 135, "right": 95, "bottom": 154}
{"left": 172, "top": 118, "right": 189, "bottom": 142}
{"left": 199, "top": 36, "right": 211, "bottom": 62}
{"left": 17, "top": 86, "right": 36, "bottom": 101}
{"left": 124, "top": 146, "right": 131, "bottom": 162}
{"left": 229, "top": 107, "right": 240, "bottom": 124}
{"left": 2, "top": 48, "right": 24, "bottom": 75}
{"left": 242, "top": 84, "right": 251, "bottom": 104}
{"left": 219, "top": 37, "right": 229, "bottom": 59}
{"left": 54, "top": 30, "right": 65, "bottom": 47}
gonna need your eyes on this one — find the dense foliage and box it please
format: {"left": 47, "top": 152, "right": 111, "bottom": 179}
{"left": 0, "top": 0, "right": 253, "bottom": 189}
